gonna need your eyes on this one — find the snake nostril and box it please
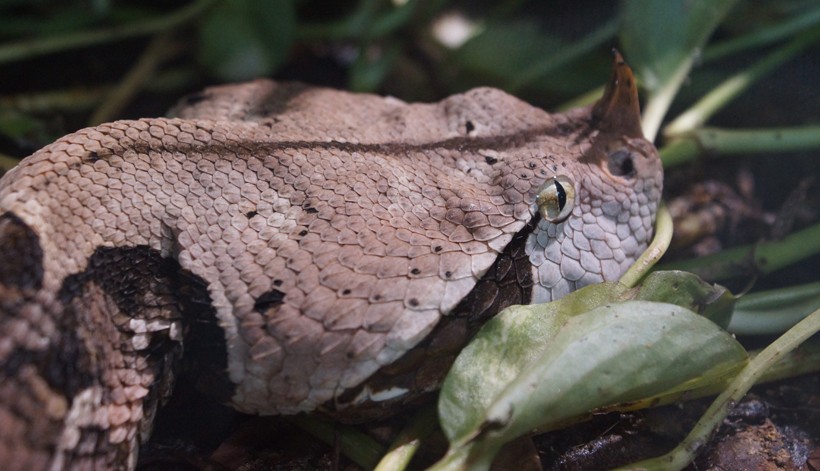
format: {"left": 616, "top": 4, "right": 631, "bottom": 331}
{"left": 607, "top": 149, "right": 636, "bottom": 177}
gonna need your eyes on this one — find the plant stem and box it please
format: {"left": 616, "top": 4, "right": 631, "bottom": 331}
{"left": 660, "top": 125, "right": 820, "bottom": 167}
{"left": 658, "top": 137, "right": 699, "bottom": 167}
{"left": 620, "top": 203, "right": 673, "bottom": 288}
{"left": 373, "top": 406, "right": 439, "bottom": 471}
{"left": 286, "top": 415, "right": 385, "bottom": 471}
{"left": 89, "top": 31, "right": 176, "bottom": 125}
{"left": 665, "top": 28, "right": 820, "bottom": 136}
{"left": 641, "top": 57, "right": 694, "bottom": 141}
{"left": 616, "top": 306, "right": 820, "bottom": 471}
{"left": 691, "top": 126, "right": 820, "bottom": 154}
{"left": 702, "top": 6, "right": 820, "bottom": 62}
{"left": 0, "top": 67, "right": 197, "bottom": 114}
{"left": 0, "top": 0, "right": 215, "bottom": 65}
{"left": 427, "top": 440, "right": 497, "bottom": 471}
{"left": 728, "top": 281, "right": 820, "bottom": 335}
{"left": 556, "top": 85, "right": 605, "bottom": 111}
{"left": 659, "top": 222, "right": 820, "bottom": 282}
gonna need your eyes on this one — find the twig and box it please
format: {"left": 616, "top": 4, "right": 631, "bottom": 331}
{"left": 0, "top": 67, "right": 197, "bottom": 114}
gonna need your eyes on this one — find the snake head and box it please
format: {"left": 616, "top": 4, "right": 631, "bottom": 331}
{"left": 580, "top": 51, "right": 661, "bottom": 189}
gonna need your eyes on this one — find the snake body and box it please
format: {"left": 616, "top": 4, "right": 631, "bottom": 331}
{"left": 0, "top": 59, "right": 661, "bottom": 469}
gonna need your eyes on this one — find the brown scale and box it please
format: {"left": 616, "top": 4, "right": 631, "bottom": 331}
{"left": 329, "top": 217, "right": 538, "bottom": 420}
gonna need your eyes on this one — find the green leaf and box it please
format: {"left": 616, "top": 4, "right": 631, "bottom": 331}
{"left": 635, "top": 270, "right": 736, "bottom": 328}
{"left": 438, "top": 282, "right": 629, "bottom": 444}
{"left": 198, "top": 0, "right": 295, "bottom": 81}
{"left": 437, "top": 270, "right": 735, "bottom": 447}
{"left": 454, "top": 21, "right": 561, "bottom": 80}
{"left": 451, "top": 19, "right": 609, "bottom": 95}
{"left": 619, "top": 0, "right": 741, "bottom": 139}
{"left": 435, "top": 301, "right": 747, "bottom": 471}
{"left": 620, "top": 0, "right": 738, "bottom": 91}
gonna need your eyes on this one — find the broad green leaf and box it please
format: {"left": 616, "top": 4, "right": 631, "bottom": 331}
{"left": 635, "top": 270, "right": 735, "bottom": 328}
{"left": 198, "top": 0, "right": 295, "bottom": 81}
{"left": 438, "top": 282, "right": 628, "bottom": 443}
{"left": 620, "top": 307, "right": 820, "bottom": 470}
{"left": 454, "top": 21, "right": 563, "bottom": 82}
{"left": 451, "top": 20, "right": 610, "bottom": 95}
{"left": 435, "top": 301, "right": 747, "bottom": 471}
{"left": 620, "top": 0, "right": 739, "bottom": 90}
{"left": 438, "top": 270, "right": 735, "bottom": 445}
{"left": 619, "top": 0, "right": 740, "bottom": 139}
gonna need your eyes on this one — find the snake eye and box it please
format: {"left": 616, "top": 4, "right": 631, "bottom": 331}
{"left": 535, "top": 175, "right": 575, "bottom": 223}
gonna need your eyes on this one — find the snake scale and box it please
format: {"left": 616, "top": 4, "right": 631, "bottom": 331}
{"left": 0, "top": 56, "right": 661, "bottom": 469}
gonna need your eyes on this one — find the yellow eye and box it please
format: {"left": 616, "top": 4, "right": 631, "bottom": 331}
{"left": 535, "top": 175, "right": 575, "bottom": 223}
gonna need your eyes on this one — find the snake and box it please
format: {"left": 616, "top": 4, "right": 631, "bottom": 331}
{"left": 0, "top": 56, "right": 662, "bottom": 469}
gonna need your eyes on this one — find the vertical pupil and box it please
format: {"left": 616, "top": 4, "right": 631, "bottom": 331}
{"left": 554, "top": 179, "right": 566, "bottom": 210}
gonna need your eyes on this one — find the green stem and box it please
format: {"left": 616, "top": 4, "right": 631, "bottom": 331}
{"left": 0, "top": 67, "right": 196, "bottom": 114}
{"left": 658, "top": 137, "right": 699, "bottom": 167}
{"left": 427, "top": 440, "right": 498, "bottom": 471}
{"left": 660, "top": 125, "right": 820, "bottom": 167}
{"left": 617, "top": 307, "right": 820, "bottom": 471}
{"left": 286, "top": 415, "right": 385, "bottom": 470}
{"left": 641, "top": 57, "right": 694, "bottom": 141}
{"left": 373, "top": 406, "right": 439, "bottom": 471}
{"left": 659, "top": 222, "right": 820, "bottom": 282}
{"left": 693, "top": 125, "right": 820, "bottom": 154}
{"left": 0, "top": 87, "right": 107, "bottom": 113}
{"left": 702, "top": 6, "right": 820, "bottom": 62}
{"left": 665, "top": 28, "right": 820, "bottom": 136}
{"left": 0, "top": 0, "right": 215, "bottom": 65}
{"left": 728, "top": 281, "right": 820, "bottom": 335}
{"left": 620, "top": 203, "right": 673, "bottom": 288}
